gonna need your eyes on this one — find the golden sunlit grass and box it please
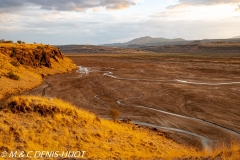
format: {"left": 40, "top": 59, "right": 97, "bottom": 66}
{"left": 209, "top": 141, "right": 240, "bottom": 160}
{"left": 0, "top": 96, "right": 239, "bottom": 159}
{"left": 0, "top": 43, "right": 49, "bottom": 49}
{"left": 0, "top": 95, "right": 207, "bottom": 160}
{"left": 0, "top": 43, "right": 77, "bottom": 100}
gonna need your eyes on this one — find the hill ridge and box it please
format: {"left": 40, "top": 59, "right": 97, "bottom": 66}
{"left": 0, "top": 43, "right": 77, "bottom": 100}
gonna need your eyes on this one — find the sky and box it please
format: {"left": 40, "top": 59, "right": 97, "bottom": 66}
{"left": 0, "top": 0, "right": 240, "bottom": 45}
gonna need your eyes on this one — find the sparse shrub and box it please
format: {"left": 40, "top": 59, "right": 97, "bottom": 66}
{"left": 37, "top": 46, "right": 43, "bottom": 50}
{"left": 10, "top": 47, "right": 16, "bottom": 57}
{"left": 10, "top": 52, "right": 16, "bottom": 57}
{"left": 20, "top": 59, "right": 24, "bottom": 65}
{"left": 5, "top": 96, "right": 78, "bottom": 117}
{"left": 4, "top": 40, "right": 13, "bottom": 43}
{"left": 109, "top": 108, "right": 120, "bottom": 122}
{"left": 10, "top": 61, "right": 20, "bottom": 67}
{"left": 7, "top": 71, "right": 20, "bottom": 80}
{"left": 17, "top": 40, "right": 22, "bottom": 44}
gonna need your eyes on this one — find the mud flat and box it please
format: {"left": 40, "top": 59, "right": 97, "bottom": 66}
{"left": 22, "top": 53, "right": 240, "bottom": 150}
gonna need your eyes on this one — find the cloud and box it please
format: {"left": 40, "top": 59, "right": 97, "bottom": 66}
{"left": 167, "top": 3, "right": 191, "bottom": 9}
{"left": 1, "top": 0, "right": 239, "bottom": 45}
{"left": 3, "top": 16, "right": 239, "bottom": 45}
{"left": 93, "top": 7, "right": 101, "bottom": 12}
{"left": 106, "top": 2, "right": 135, "bottom": 10}
{"left": 178, "top": 0, "right": 240, "bottom": 5}
{"left": 166, "top": 0, "right": 240, "bottom": 10}
{"left": 155, "top": 0, "right": 240, "bottom": 21}
{"left": 0, "top": 0, "right": 137, "bottom": 13}
{"left": 236, "top": 5, "right": 240, "bottom": 11}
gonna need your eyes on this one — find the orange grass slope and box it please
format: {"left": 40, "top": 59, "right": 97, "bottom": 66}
{"left": 0, "top": 96, "right": 206, "bottom": 160}
{"left": 210, "top": 142, "right": 240, "bottom": 160}
{"left": 0, "top": 43, "right": 77, "bottom": 100}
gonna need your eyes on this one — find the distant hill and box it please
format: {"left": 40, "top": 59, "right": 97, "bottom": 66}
{"left": 56, "top": 45, "right": 149, "bottom": 54}
{"left": 104, "top": 36, "right": 190, "bottom": 47}
{"left": 231, "top": 36, "right": 240, "bottom": 39}
{"left": 126, "top": 36, "right": 186, "bottom": 45}
{"left": 55, "top": 36, "right": 240, "bottom": 54}
{"left": 103, "top": 36, "right": 240, "bottom": 48}
{"left": 138, "top": 41, "right": 240, "bottom": 54}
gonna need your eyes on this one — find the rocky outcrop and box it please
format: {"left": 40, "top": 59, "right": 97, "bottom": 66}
{"left": 0, "top": 43, "right": 77, "bottom": 100}
{"left": 0, "top": 45, "right": 64, "bottom": 67}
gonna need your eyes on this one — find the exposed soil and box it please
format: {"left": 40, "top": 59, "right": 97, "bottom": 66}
{"left": 22, "top": 53, "right": 240, "bottom": 151}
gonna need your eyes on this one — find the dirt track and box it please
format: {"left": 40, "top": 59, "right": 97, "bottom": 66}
{"left": 23, "top": 53, "right": 240, "bottom": 150}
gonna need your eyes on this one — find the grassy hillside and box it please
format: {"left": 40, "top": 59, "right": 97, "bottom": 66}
{"left": 0, "top": 96, "right": 201, "bottom": 159}
{"left": 0, "top": 96, "right": 239, "bottom": 159}
{"left": 0, "top": 43, "right": 77, "bottom": 100}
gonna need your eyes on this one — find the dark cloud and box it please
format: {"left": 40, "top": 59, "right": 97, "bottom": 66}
{"left": 0, "top": 0, "right": 136, "bottom": 12}
{"left": 178, "top": 0, "right": 240, "bottom": 5}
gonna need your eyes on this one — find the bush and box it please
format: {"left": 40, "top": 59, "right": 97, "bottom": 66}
{"left": 7, "top": 71, "right": 20, "bottom": 80}
{"left": 20, "top": 59, "right": 24, "bottom": 65}
{"left": 17, "top": 40, "right": 22, "bottom": 44}
{"left": 4, "top": 40, "right": 13, "bottom": 43}
{"left": 10, "top": 52, "right": 16, "bottom": 57}
{"left": 109, "top": 109, "right": 120, "bottom": 122}
{"left": 37, "top": 46, "right": 43, "bottom": 50}
{"left": 10, "top": 47, "right": 16, "bottom": 57}
{"left": 10, "top": 61, "right": 20, "bottom": 67}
